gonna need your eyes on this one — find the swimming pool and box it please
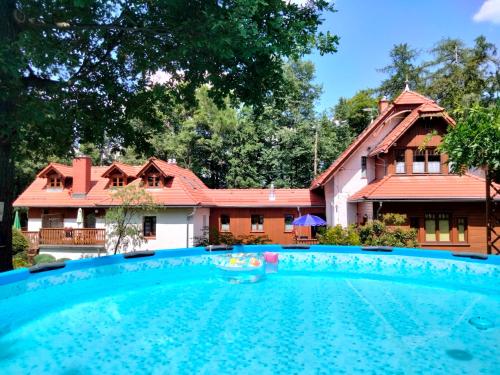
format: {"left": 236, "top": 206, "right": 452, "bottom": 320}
{"left": 0, "top": 245, "right": 499, "bottom": 374}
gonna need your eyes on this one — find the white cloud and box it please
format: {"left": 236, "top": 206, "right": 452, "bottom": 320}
{"left": 473, "top": 0, "right": 500, "bottom": 24}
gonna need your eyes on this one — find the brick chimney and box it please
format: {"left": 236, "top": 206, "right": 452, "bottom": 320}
{"left": 378, "top": 96, "right": 390, "bottom": 114}
{"left": 72, "top": 156, "right": 92, "bottom": 198}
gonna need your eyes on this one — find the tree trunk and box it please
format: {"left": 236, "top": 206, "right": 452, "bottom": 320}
{"left": 0, "top": 0, "right": 19, "bottom": 271}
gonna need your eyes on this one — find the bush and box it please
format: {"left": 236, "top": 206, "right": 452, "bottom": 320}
{"left": 317, "top": 225, "right": 360, "bottom": 245}
{"left": 12, "top": 229, "right": 29, "bottom": 255}
{"left": 359, "top": 214, "right": 417, "bottom": 247}
{"left": 208, "top": 228, "right": 271, "bottom": 245}
{"left": 13, "top": 252, "right": 30, "bottom": 269}
{"left": 34, "top": 254, "right": 57, "bottom": 265}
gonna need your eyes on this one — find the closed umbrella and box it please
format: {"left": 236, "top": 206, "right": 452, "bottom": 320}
{"left": 76, "top": 208, "right": 84, "bottom": 228}
{"left": 13, "top": 210, "right": 21, "bottom": 230}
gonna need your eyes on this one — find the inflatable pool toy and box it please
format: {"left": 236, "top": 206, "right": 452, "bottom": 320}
{"left": 214, "top": 253, "right": 265, "bottom": 272}
{"left": 264, "top": 252, "right": 279, "bottom": 264}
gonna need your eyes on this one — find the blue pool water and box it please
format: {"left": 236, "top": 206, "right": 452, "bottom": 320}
{"left": 0, "top": 246, "right": 499, "bottom": 374}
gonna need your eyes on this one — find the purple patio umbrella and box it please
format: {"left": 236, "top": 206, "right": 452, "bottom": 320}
{"left": 292, "top": 214, "right": 326, "bottom": 226}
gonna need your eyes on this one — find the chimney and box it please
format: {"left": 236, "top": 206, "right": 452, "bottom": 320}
{"left": 72, "top": 156, "right": 92, "bottom": 198}
{"left": 378, "top": 96, "right": 389, "bottom": 114}
{"left": 268, "top": 183, "right": 276, "bottom": 201}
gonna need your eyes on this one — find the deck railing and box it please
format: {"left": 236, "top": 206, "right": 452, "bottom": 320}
{"left": 39, "top": 228, "right": 106, "bottom": 246}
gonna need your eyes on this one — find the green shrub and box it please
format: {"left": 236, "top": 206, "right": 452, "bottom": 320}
{"left": 317, "top": 224, "right": 360, "bottom": 245}
{"left": 359, "top": 218, "right": 417, "bottom": 247}
{"left": 34, "top": 254, "right": 57, "bottom": 265}
{"left": 381, "top": 213, "right": 407, "bottom": 226}
{"left": 13, "top": 252, "right": 30, "bottom": 269}
{"left": 208, "top": 228, "right": 271, "bottom": 245}
{"left": 12, "top": 229, "right": 29, "bottom": 255}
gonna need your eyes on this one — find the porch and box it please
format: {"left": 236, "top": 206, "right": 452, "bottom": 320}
{"left": 22, "top": 228, "right": 106, "bottom": 250}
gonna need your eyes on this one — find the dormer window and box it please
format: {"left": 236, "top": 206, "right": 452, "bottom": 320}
{"left": 147, "top": 174, "right": 161, "bottom": 187}
{"left": 112, "top": 176, "right": 125, "bottom": 187}
{"left": 48, "top": 175, "right": 63, "bottom": 188}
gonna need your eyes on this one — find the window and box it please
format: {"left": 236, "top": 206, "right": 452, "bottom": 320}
{"left": 284, "top": 214, "right": 294, "bottom": 232}
{"left": 48, "top": 175, "right": 62, "bottom": 188}
{"left": 147, "top": 174, "right": 161, "bottom": 187}
{"left": 395, "top": 150, "right": 405, "bottom": 174}
{"left": 220, "top": 214, "right": 230, "bottom": 232}
{"left": 251, "top": 214, "right": 264, "bottom": 232}
{"left": 457, "top": 218, "right": 467, "bottom": 242}
{"left": 427, "top": 149, "right": 441, "bottom": 173}
{"left": 361, "top": 156, "right": 367, "bottom": 178}
{"left": 412, "top": 149, "right": 441, "bottom": 174}
{"left": 424, "top": 213, "right": 450, "bottom": 242}
{"left": 413, "top": 150, "right": 426, "bottom": 173}
{"left": 143, "top": 216, "right": 156, "bottom": 237}
{"left": 112, "top": 176, "right": 124, "bottom": 187}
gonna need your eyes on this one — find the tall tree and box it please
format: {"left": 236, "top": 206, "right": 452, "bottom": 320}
{"left": 425, "top": 36, "right": 499, "bottom": 110}
{"left": 378, "top": 43, "right": 423, "bottom": 98}
{"left": 332, "top": 89, "right": 378, "bottom": 135}
{"left": 0, "top": 1, "right": 338, "bottom": 271}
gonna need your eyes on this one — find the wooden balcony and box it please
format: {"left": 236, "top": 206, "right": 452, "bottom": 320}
{"left": 38, "top": 228, "right": 106, "bottom": 247}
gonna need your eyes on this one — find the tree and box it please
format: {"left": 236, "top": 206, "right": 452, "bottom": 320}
{"left": 332, "top": 89, "right": 378, "bottom": 135}
{"left": 425, "top": 36, "right": 499, "bottom": 110}
{"left": 378, "top": 43, "right": 423, "bottom": 98}
{"left": 105, "top": 185, "right": 157, "bottom": 255}
{"left": 439, "top": 103, "right": 500, "bottom": 253}
{"left": 0, "top": 1, "right": 338, "bottom": 271}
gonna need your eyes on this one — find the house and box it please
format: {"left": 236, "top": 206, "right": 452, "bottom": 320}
{"left": 311, "top": 88, "right": 499, "bottom": 253}
{"left": 14, "top": 157, "right": 324, "bottom": 259}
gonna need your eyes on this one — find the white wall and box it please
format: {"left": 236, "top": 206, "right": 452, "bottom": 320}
{"left": 30, "top": 206, "right": 209, "bottom": 259}
{"left": 323, "top": 116, "right": 404, "bottom": 227}
{"left": 27, "top": 218, "right": 42, "bottom": 232}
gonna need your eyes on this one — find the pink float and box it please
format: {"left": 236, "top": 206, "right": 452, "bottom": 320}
{"left": 264, "top": 252, "right": 279, "bottom": 264}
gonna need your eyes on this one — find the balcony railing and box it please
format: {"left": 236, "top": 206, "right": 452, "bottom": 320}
{"left": 39, "top": 228, "right": 106, "bottom": 246}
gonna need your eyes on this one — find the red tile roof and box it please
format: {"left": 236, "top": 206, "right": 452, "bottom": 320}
{"left": 208, "top": 189, "right": 325, "bottom": 207}
{"left": 311, "top": 89, "right": 451, "bottom": 188}
{"left": 15, "top": 159, "right": 323, "bottom": 208}
{"left": 368, "top": 103, "right": 454, "bottom": 157}
{"left": 348, "top": 174, "right": 498, "bottom": 202}
{"left": 101, "top": 162, "right": 142, "bottom": 178}
{"left": 37, "top": 163, "right": 74, "bottom": 178}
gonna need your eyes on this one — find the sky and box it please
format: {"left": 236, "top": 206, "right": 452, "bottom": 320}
{"left": 306, "top": 0, "right": 500, "bottom": 112}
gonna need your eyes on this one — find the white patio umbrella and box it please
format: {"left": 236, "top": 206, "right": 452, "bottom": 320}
{"left": 76, "top": 208, "right": 84, "bottom": 228}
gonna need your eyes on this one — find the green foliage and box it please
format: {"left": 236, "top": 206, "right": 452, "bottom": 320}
{"left": 121, "top": 60, "right": 348, "bottom": 188}
{"left": 12, "top": 229, "right": 29, "bottom": 255}
{"left": 34, "top": 254, "right": 56, "bottom": 265}
{"left": 440, "top": 103, "right": 500, "bottom": 174}
{"left": 359, "top": 214, "right": 418, "bottom": 247}
{"left": 318, "top": 214, "right": 418, "bottom": 248}
{"left": 381, "top": 213, "right": 407, "bottom": 226}
{"left": 375, "top": 36, "right": 498, "bottom": 109}
{"left": 13, "top": 252, "right": 30, "bottom": 269}
{"left": 105, "top": 185, "right": 158, "bottom": 254}
{"left": 333, "top": 90, "right": 378, "bottom": 135}
{"left": 208, "top": 228, "right": 271, "bottom": 245}
{"left": 317, "top": 225, "right": 361, "bottom": 245}
{"left": 378, "top": 43, "right": 423, "bottom": 99}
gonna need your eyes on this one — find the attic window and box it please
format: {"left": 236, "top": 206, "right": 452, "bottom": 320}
{"left": 112, "top": 176, "right": 125, "bottom": 187}
{"left": 48, "top": 175, "right": 63, "bottom": 188}
{"left": 147, "top": 174, "right": 161, "bottom": 187}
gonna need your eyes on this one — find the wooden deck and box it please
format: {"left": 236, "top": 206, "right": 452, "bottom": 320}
{"left": 22, "top": 228, "right": 106, "bottom": 253}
